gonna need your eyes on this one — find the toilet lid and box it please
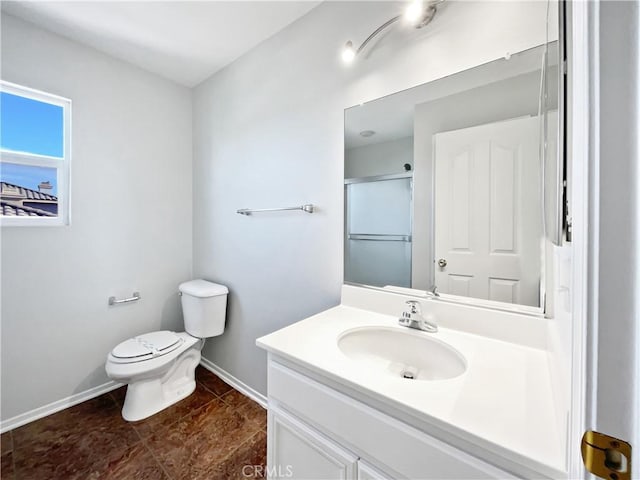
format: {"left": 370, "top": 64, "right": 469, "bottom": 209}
{"left": 111, "top": 331, "right": 182, "bottom": 361}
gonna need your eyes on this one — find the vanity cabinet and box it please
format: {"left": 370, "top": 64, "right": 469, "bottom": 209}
{"left": 357, "top": 462, "right": 393, "bottom": 480}
{"left": 268, "top": 407, "right": 392, "bottom": 480}
{"left": 267, "top": 358, "right": 517, "bottom": 480}
{"left": 268, "top": 407, "right": 358, "bottom": 479}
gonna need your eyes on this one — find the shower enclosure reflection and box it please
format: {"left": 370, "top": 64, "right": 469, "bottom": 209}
{"left": 345, "top": 173, "right": 413, "bottom": 288}
{"left": 344, "top": 43, "right": 562, "bottom": 309}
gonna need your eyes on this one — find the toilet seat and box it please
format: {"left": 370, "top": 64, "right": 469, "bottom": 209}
{"left": 110, "top": 331, "right": 183, "bottom": 364}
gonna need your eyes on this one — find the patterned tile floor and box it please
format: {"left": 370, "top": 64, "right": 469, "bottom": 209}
{"left": 0, "top": 367, "right": 267, "bottom": 480}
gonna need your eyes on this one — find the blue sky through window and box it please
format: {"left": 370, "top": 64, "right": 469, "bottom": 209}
{"left": 1, "top": 92, "right": 63, "bottom": 157}
{"left": 1, "top": 163, "right": 58, "bottom": 196}
{"left": 1, "top": 91, "right": 64, "bottom": 199}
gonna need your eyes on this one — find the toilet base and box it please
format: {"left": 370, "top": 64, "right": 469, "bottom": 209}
{"left": 121, "top": 347, "right": 201, "bottom": 421}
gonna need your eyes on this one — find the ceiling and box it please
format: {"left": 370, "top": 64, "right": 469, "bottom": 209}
{"left": 1, "top": 1, "right": 321, "bottom": 87}
{"left": 345, "top": 43, "right": 553, "bottom": 148}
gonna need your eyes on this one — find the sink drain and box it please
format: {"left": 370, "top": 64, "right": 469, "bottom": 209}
{"left": 401, "top": 371, "right": 415, "bottom": 380}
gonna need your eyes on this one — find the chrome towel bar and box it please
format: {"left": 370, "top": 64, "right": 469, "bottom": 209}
{"left": 237, "top": 204, "right": 314, "bottom": 216}
{"left": 109, "top": 292, "right": 141, "bottom": 306}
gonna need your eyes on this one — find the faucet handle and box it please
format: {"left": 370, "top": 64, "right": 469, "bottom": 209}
{"left": 405, "top": 300, "right": 422, "bottom": 314}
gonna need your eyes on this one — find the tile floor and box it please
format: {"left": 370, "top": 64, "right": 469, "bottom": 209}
{"left": 0, "top": 367, "right": 267, "bottom": 480}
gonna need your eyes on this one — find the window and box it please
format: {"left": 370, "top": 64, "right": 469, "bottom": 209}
{"left": 1, "top": 81, "right": 71, "bottom": 226}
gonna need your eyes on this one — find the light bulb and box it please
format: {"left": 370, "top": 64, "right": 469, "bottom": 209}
{"left": 341, "top": 41, "right": 356, "bottom": 64}
{"left": 404, "top": 0, "right": 424, "bottom": 23}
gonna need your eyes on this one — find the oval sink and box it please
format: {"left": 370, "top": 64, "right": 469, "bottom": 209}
{"left": 337, "top": 327, "right": 467, "bottom": 381}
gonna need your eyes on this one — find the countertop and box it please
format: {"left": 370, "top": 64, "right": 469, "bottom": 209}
{"left": 257, "top": 304, "right": 566, "bottom": 478}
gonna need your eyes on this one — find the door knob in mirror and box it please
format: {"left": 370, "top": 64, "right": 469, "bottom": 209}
{"left": 438, "top": 258, "right": 447, "bottom": 268}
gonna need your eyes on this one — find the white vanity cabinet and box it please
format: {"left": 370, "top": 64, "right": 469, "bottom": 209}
{"left": 268, "top": 406, "right": 392, "bottom": 480}
{"left": 268, "top": 407, "right": 359, "bottom": 479}
{"left": 266, "top": 358, "right": 518, "bottom": 480}
{"left": 357, "top": 461, "right": 393, "bottom": 480}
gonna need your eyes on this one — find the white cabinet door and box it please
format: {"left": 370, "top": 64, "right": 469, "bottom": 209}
{"left": 357, "top": 461, "right": 394, "bottom": 480}
{"left": 433, "top": 116, "right": 542, "bottom": 307}
{"left": 268, "top": 407, "right": 358, "bottom": 480}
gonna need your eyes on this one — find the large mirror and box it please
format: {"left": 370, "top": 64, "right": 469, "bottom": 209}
{"left": 344, "top": 42, "right": 562, "bottom": 310}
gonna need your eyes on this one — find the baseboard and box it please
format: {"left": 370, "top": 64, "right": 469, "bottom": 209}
{"left": 199, "top": 357, "right": 267, "bottom": 409}
{"left": 0, "top": 381, "right": 123, "bottom": 433}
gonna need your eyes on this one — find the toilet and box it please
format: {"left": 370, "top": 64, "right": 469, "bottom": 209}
{"left": 105, "top": 279, "right": 228, "bottom": 421}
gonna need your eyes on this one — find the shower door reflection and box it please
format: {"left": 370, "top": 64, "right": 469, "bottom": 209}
{"left": 344, "top": 174, "right": 412, "bottom": 288}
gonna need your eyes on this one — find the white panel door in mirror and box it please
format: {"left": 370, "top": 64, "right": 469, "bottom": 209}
{"left": 434, "top": 116, "right": 541, "bottom": 307}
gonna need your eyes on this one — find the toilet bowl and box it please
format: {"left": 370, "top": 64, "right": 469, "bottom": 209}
{"left": 105, "top": 279, "right": 228, "bottom": 421}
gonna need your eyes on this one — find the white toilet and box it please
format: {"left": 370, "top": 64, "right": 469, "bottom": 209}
{"left": 105, "top": 279, "right": 228, "bottom": 421}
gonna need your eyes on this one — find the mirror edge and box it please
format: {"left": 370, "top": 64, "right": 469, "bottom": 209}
{"left": 344, "top": 282, "right": 546, "bottom": 318}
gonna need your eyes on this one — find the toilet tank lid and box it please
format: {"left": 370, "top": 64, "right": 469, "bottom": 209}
{"left": 179, "top": 279, "right": 228, "bottom": 297}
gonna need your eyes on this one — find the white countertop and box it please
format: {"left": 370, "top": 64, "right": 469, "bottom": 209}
{"left": 257, "top": 303, "right": 566, "bottom": 478}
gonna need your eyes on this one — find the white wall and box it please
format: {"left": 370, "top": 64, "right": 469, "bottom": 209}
{"left": 0, "top": 15, "right": 193, "bottom": 423}
{"left": 345, "top": 137, "right": 413, "bottom": 178}
{"left": 193, "top": 1, "right": 554, "bottom": 395}
{"left": 595, "top": 0, "right": 640, "bottom": 463}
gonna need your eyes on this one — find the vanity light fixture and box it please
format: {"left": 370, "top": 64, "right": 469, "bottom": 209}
{"left": 341, "top": 0, "right": 443, "bottom": 65}
{"left": 342, "top": 41, "right": 356, "bottom": 63}
{"left": 404, "top": 0, "right": 425, "bottom": 23}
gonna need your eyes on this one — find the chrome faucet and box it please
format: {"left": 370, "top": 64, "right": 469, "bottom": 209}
{"left": 398, "top": 300, "right": 438, "bottom": 333}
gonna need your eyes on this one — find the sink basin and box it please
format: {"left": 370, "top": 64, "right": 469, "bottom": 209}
{"left": 337, "top": 327, "right": 467, "bottom": 381}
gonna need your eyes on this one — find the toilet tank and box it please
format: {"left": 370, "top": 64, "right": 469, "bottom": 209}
{"left": 179, "top": 279, "right": 228, "bottom": 338}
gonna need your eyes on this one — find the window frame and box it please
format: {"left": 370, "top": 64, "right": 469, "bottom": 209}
{"left": 0, "top": 81, "right": 72, "bottom": 227}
